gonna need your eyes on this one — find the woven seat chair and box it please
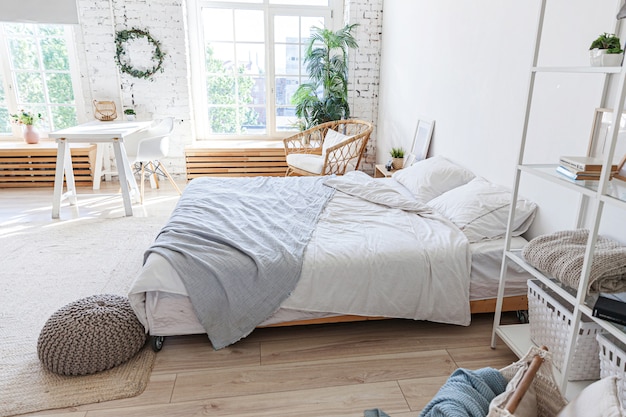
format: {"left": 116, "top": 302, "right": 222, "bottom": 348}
{"left": 283, "top": 119, "right": 373, "bottom": 176}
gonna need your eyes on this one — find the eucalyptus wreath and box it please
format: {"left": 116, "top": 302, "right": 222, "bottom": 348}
{"left": 115, "top": 28, "right": 165, "bottom": 79}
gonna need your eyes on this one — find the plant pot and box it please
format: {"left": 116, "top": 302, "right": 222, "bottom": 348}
{"left": 125, "top": 114, "right": 135, "bottom": 121}
{"left": 590, "top": 49, "right": 624, "bottom": 67}
{"left": 392, "top": 157, "right": 404, "bottom": 170}
{"left": 23, "top": 125, "right": 39, "bottom": 144}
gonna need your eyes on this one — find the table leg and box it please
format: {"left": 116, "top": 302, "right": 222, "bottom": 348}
{"left": 64, "top": 144, "right": 77, "bottom": 205}
{"left": 119, "top": 142, "right": 140, "bottom": 203}
{"left": 52, "top": 139, "right": 76, "bottom": 218}
{"left": 93, "top": 143, "right": 104, "bottom": 190}
{"left": 111, "top": 138, "right": 134, "bottom": 216}
{"left": 52, "top": 139, "right": 66, "bottom": 219}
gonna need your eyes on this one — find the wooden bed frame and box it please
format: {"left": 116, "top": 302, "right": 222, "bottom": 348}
{"left": 261, "top": 294, "right": 528, "bottom": 328}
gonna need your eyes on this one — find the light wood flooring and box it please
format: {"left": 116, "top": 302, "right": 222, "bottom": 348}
{"left": 2, "top": 178, "right": 520, "bottom": 417}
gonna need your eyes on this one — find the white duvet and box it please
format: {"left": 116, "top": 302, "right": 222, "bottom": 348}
{"left": 129, "top": 172, "right": 472, "bottom": 335}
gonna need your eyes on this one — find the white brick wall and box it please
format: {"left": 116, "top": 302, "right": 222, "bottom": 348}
{"left": 74, "top": 0, "right": 382, "bottom": 175}
{"left": 344, "top": 0, "right": 383, "bottom": 173}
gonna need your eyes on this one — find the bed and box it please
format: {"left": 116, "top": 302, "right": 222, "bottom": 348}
{"left": 128, "top": 156, "right": 538, "bottom": 350}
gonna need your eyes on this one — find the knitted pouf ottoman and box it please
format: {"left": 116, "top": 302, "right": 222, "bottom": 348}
{"left": 37, "top": 294, "right": 146, "bottom": 376}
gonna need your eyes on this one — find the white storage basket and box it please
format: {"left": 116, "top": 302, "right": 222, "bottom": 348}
{"left": 597, "top": 333, "right": 626, "bottom": 407}
{"left": 528, "top": 279, "right": 604, "bottom": 380}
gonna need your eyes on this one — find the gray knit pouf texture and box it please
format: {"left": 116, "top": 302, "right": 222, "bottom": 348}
{"left": 37, "top": 294, "right": 146, "bottom": 376}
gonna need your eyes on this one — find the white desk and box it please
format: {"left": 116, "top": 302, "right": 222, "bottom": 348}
{"left": 49, "top": 120, "right": 154, "bottom": 218}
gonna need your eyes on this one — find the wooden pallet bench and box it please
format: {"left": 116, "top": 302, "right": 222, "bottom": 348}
{"left": 0, "top": 141, "right": 96, "bottom": 188}
{"left": 185, "top": 145, "right": 288, "bottom": 179}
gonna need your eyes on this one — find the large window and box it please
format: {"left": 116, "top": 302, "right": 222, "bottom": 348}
{"left": 189, "top": 0, "right": 339, "bottom": 140}
{"left": 0, "top": 23, "right": 81, "bottom": 138}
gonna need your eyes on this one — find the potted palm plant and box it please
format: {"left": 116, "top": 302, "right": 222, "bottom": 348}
{"left": 589, "top": 33, "right": 624, "bottom": 67}
{"left": 292, "top": 23, "right": 359, "bottom": 130}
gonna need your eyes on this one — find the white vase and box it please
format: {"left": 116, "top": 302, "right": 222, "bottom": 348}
{"left": 126, "top": 114, "right": 135, "bottom": 121}
{"left": 590, "top": 49, "right": 624, "bottom": 67}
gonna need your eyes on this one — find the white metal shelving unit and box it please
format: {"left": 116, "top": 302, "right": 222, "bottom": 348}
{"left": 490, "top": 0, "right": 626, "bottom": 400}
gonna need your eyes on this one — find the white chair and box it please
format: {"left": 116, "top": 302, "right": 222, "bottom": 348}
{"left": 123, "top": 117, "right": 181, "bottom": 203}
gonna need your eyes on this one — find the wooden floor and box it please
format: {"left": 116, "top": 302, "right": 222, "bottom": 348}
{"left": 2, "top": 179, "right": 520, "bottom": 417}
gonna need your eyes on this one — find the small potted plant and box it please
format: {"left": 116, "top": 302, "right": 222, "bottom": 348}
{"left": 124, "top": 108, "right": 136, "bottom": 121}
{"left": 589, "top": 33, "right": 624, "bottom": 67}
{"left": 10, "top": 110, "right": 43, "bottom": 144}
{"left": 389, "top": 147, "right": 405, "bottom": 170}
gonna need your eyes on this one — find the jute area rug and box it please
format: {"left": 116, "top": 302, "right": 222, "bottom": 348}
{"left": 0, "top": 211, "right": 172, "bottom": 417}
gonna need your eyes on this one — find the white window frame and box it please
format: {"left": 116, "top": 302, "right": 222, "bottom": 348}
{"left": 0, "top": 23, "right": 84, "bottom": 139}
{"left": 187, "top": 0, "right": 342, "bottom": 141}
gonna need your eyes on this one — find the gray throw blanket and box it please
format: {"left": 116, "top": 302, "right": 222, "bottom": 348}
{"left": 145, "top": 176, "right": 335, "bottom": 349}
{"left": 522, "top": 229, "right": 626, "bottom": 293}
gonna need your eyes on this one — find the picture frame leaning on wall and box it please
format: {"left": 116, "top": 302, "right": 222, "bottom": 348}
{"left": 588, "top": 108, "right": 626, "bottom": 181}
{"left": 406, "top": 118, "right": 435, "bottom": 168}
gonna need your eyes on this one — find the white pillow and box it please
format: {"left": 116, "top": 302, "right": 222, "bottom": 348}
{"left": 427, "top": 177, "right": 537, "bottom": 243}
{"left": 322, "top": 129, "right": 351, "bottom": 156}
{"left": 556, "top": 376, "right": 623, "bottom": 417}
{"left": 391, "top": 155, "right": 475, "bottom": 203}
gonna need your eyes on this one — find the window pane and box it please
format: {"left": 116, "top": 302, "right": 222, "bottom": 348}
{"left": 275, "top": 106, "right": 298, "bottom": 132}
{"left": 51, "top": 106, "right": 76, "bottom": 130}
{"left": 38, "top": 25, "right": 64, "bottom": 36}
{"left": 46, "top": 73, "right": 74, "bottom": 103}
{"left": 274, "top": 16, "right": 299, "bottom": 44}
{"left": 275, "top": 76, "right": 299, "bottom": 105}
{"left": 275, "top": 44, "right": 302, "bottom": 75}
{"left": 9, "top": 38, "right": 38, "bottom": 70}
{"left": 206, "top": 42, "right": 235, "bottom": 75}
{"left": 15, "top": 72, "right": 45, "bottom": 103}
{"left": 242, "top": 107, "right": 265, "bottom": 134}
{"left": 247, "top": 75, "right": 265, "bottom": 104}
{"left": 203, "top": 9, "right": 233, "bottom": 42}
{"left": 234, "top": 10, "right": 263, "bottom": 42}
{"left": 41, "top": 37, "right": 70, "bottom": 70}
{"left": 236, "top": 43, "right": 265, "bottom": 75}
{"left": 301, "top": 16, "right": 324, "bottom": 40}
{"left": 207, "top": 75, "right": 236, "bottom": 105}
{"left": 4, "top": 23, "right": 35, "bottom": 36}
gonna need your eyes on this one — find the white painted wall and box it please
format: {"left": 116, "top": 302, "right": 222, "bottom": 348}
{"left": 377, "top": 0, "right": 626, "bottom": 240}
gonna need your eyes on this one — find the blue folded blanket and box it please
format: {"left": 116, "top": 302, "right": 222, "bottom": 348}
{"left": 418, "top": 367, "right": 508, "bottom": 417}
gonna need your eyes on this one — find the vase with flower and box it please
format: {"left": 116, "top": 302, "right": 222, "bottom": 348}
{"left": 10, "top": 110, "right": 43, "bottom": 144}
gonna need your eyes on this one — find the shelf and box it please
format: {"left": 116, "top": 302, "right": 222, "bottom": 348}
{"left": 506, "top": 249, "right": 626, "bottom": 346}
{"left": 533, "top": 66, "right": 623, "bottom": 74}
{"left": 518, "top": 164, "right": 626, "bottom": 205}
{"left": 495, "top": 324, "right": 594, "bottom": 400}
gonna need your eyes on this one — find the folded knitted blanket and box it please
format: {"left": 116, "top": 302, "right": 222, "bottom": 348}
{"left": 522, "top": 229, "right": 626, "bottom": 293}
{"left": 418, "top": 367, "right": 508, "bottom": 417}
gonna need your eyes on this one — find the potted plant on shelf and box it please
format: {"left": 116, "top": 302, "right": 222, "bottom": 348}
{"left": 589, "top": 33, "right": 624, "bottom": 67}
{"left": 10, "top": 110, "right": 43, "bottom": 144}
{"left": 292, "top": 23, "right": 359, "bottom": 130}
{"left": 124, "top": 108, "right": 136, "bottom": 121}
{"left": 390, "top": 147, "right": 405, "bottom": 170}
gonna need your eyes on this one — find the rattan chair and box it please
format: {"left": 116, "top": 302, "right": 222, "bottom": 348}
{"left": 283, "top": 119, "right": 373, "bottom": 176}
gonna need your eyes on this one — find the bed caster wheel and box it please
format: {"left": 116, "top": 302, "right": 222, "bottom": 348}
{"left": 150, "top": 336, "right": 164, "bottom": 352}
{"left": 516, "top": 310, "right": 529, "bottom": 324}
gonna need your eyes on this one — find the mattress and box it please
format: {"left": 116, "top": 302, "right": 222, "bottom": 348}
{"left": 130, "top": 236, "right": 530, "bottom": 337}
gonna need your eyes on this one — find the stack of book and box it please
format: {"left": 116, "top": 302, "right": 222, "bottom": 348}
{"left": 557, "top": 156, "right": 618, "bottom": 181}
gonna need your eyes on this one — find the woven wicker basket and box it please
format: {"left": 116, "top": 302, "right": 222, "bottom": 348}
{"left": 528, "top": 280, "right": 604, "bottom": 380}
{"left": 597, "top": 333, "right": 626, "bottom": 407}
